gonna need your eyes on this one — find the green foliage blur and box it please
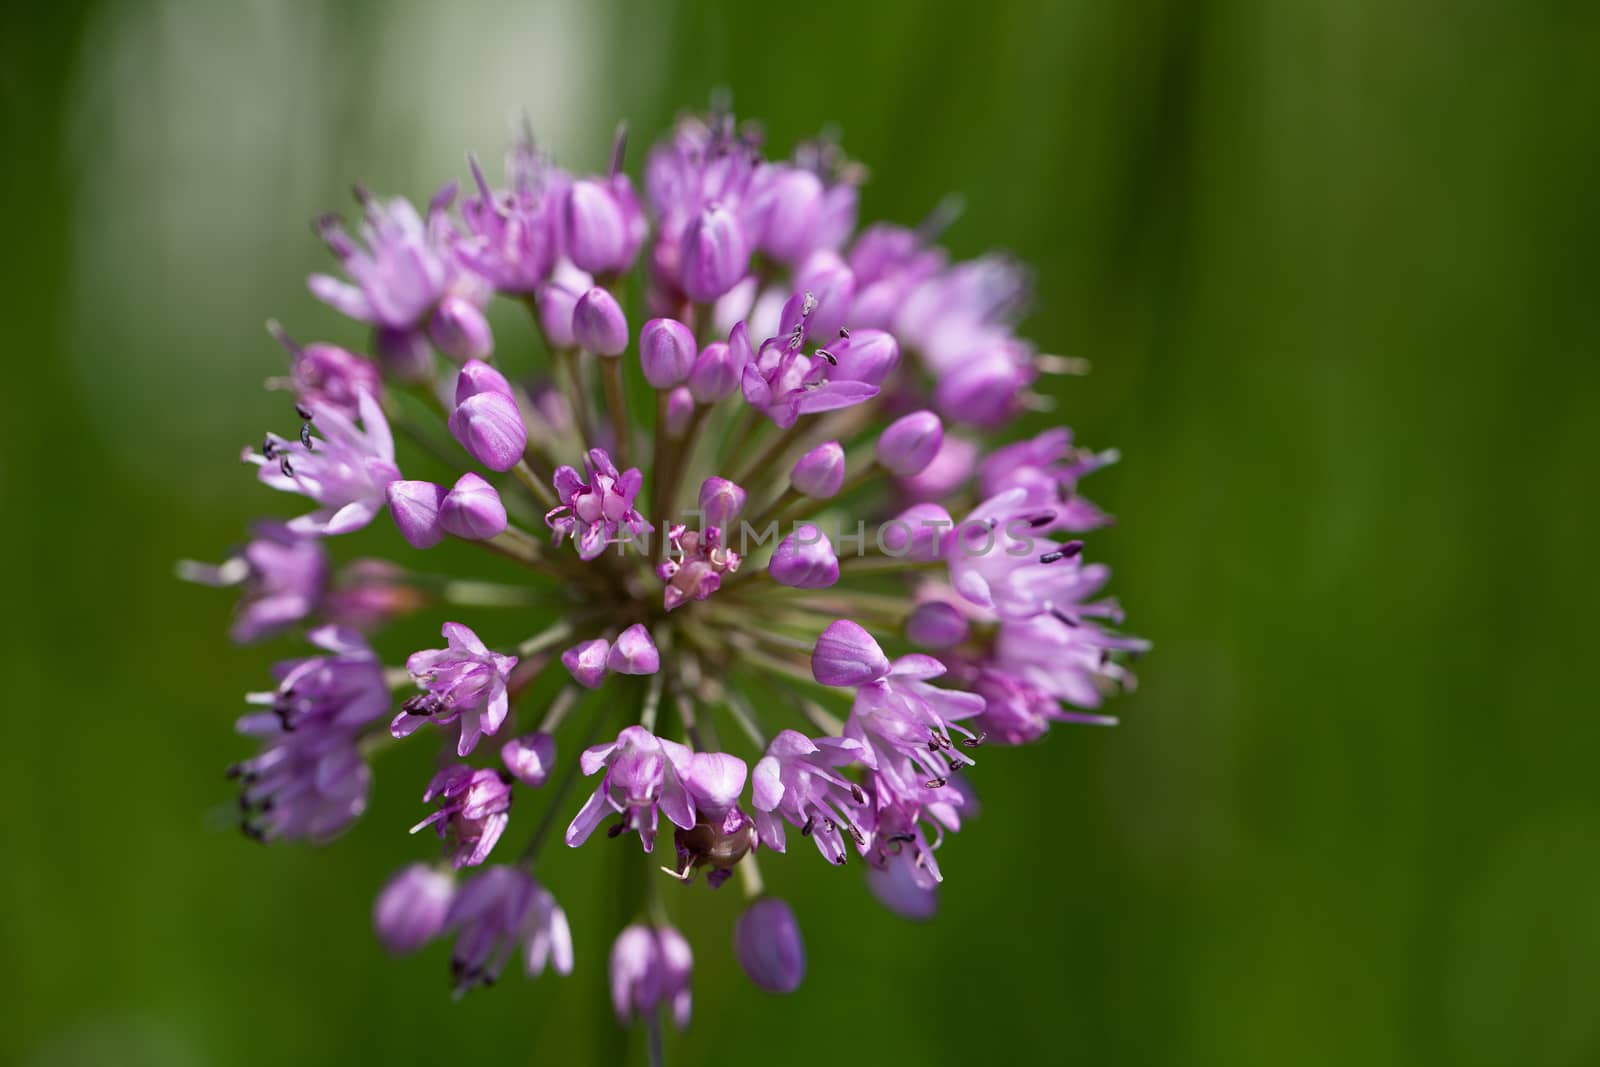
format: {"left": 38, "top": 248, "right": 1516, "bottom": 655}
{"left": 3, "top": 1, "right": 1596, "bottom": 1064}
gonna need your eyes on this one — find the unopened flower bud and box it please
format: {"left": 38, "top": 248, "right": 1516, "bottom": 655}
{"left": 455, "top": 358, "right": 514, "bottom": 405}
{"left": 758, "top": 169, "right": 825, "bottom": 264}
{"left": 386, "top": 480, "right": 446, "bottom": 549}
{"left": 665, "top": 386, "right": 695, "bottom": 436}
{"left": 790, "top": 442, "right": 846, "bottom": 498}
{"left": 373, "top": 864, "right": 454, "bottom": 954}
{"left": 681, "top": 204, "right": 749, "bottom": 303}
{"left": 879, "top": 502, "right": 951, "bottom": 561}
{"left": 561, "top": 638, "right": 611, "bottom": 689}
{"left": 606, "top": 624, "right": 660, "bottom": 675}
{"left": 428, "top": 294, "right": 494, "bottom": 362}
{"left": 811, "top": 619, "right": 890, "bottom": 687}
{"left": 734, "top": 897, "right": 806, "bottom": 994}
{"left": 572, "top": 287, "right": 629, "bottom": 357}
{"left": 639, "top": 317, "right": 697, "bottom": 389}
{"left": 501, "top": 732, "right": 557, "bottom": 788}
{"left": 687, "top": 341, "right": 739, "bottom": 403}
{"left": 768, "top": 524, "right": 839, "bottom": 589}
{"left": 449, "top": 391, "right": 527, "bottom": 472}
{"left": 563, "top": 179, "right": 628, "bottom": 274}
{"left": 826, "top": 327, "right": 899, "bottom": 386}
{"left": 876, "top": 410, "right": 944, "bottom": 476}
{"left": 697, "top": 477, "right": 747, "bottom": 527}
{"left": 440, "top": 473, "right": 508, "bottom": 540}
{"left": 905, "top": 601, "right": 970, "bottom": 649}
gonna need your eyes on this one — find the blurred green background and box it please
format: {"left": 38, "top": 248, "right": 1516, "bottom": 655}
{"left": 4, "top": 0, "right": 1597, "bottom": 1064}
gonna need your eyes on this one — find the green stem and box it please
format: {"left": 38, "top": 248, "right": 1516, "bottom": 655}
{"left": 599, "top": 356, "right": 631, "bottom": 467}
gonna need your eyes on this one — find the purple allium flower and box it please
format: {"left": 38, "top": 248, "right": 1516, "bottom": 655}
{"left": 232, "top": 720, "right": 372, "bottom": 844}
{"left": 610, "top": 924, "right": 693, "bottom": 1030}
{"left": 810, "top": 622, "right": 984, "bottom": 802}
{"left": 373, "top": 864, "right": 455, "bottom": 954}
{"left": 267, "top": 323, "right": 382, "bottom": 420}
{"left": 247, "top": 391, "right": 400, "bottom": 536}
{"left": 244, "top": 624, "right": 389, "bottom": 734}
{"left": 309, "top": 184, "right": 464, "bottom": 332}
{"left": 734, "top": 898, "right": 806, "bottom": 994}
{"left": 412, "top": 764, "right": 513, "bottom": 868}
{"left": 752, "top": 730, "right": 872, "bottom": 864}
{"left": 545, "top": 448, "right": 652, "bottom": 559}
{"left": 740, "top": 298, "right": 880, "bottom": 428}
{"left": 200, "top": 104, "right": 1148, "bottom": 1026}
{"left": 396, "top": 622, "right": 517, "bottom": 756}
{"left": 180, "top": 522, "right": 329, "bottom": 643}
{"left": 501, "top": 732, "right": 557, "bottom": 788}
{"left": 445, "top": 865, "right": 572, "bottom": 994}
{"left": 458, "top": 145, "right": 563, "bottom": 293}
{"left": 567, "top": 726, "right": 694, "bottom": 852}
{"left": 232, "top": 626, "right": 387, "bottom": 842}
{"left": 657, "top": 523, "right": 741, "bottom": 611}
{"left": 977, "top": 427, "right": 1118, "bottom": 532}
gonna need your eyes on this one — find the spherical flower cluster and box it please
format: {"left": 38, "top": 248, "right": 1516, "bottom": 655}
{"left": 186, "top": 103, "right": 1147, "bottom": 1033}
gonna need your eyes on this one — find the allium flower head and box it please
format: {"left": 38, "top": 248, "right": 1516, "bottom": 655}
{"left": 195, "top": 101, "right": 1147, "bottom": 1026}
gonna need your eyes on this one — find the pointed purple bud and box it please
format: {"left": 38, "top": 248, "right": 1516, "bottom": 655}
{"left": 768, "top": 524, "right": 839, "bottom": 589}
{"left": 905, "top": 601, "right": 970, "bottom": 649}
{"left": 639, "top": 317, "right": 697, "bottom": 389}
{"left": 373, "top": 864, "right": 454, "bottom": 954}
{"left": 387, "top": 480, "right": 446, "bottom": 549}
{"left": 440, "top": 472, "right": 508, "bottom": 540}
{"left": 373, "top": 325, "right": 434, "bottom": 383}
{"left": 734, "top": 897, "right": 806, "bottom": 994}
{"left": 790, "top": 442, "right": 846, "bottom": 499}
{"left": 681, "top": 204, "right": 750, "bottom": 303}
{"left": 827, "top": 328, "right": 899, "bottom": 386}
{"left": 501, "top": 732, "right": 557, "bottom": 788}
{"left": 811, "top": 619, "right": 890, "bottom": 686}
{"left": 563, "top": 179, "right": 628, "bottom": 274}
{"left": 572, "top": 287, "right": 629, "bottom": 357}
{"left": 876, "top": 410, "right": 944, "bottom": 476}
{"left": 448, "top": 391, "right": 526, "bottom": 472}
{"left": 697, "top": 477, "right": 747, "bottom": 527}
{"left": 428, "top": 295, "right": 494, "bottom": 362}
{"left": 879, "top": 502, "right": 952, "bottom": 561}
{"left": 665, "top": 386, "right": 695, "bottom": 436}
{"left": 562, "top": 638, "right": 611, "bottom": 689}
{"left": 607, "top": 624, "right": 660, "bottom": 675}
{"left": 455, "top": 359, "right": 514, "bottom": 405}
{"left": 687, "top": 340, "right": 739, "bottom": 403}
